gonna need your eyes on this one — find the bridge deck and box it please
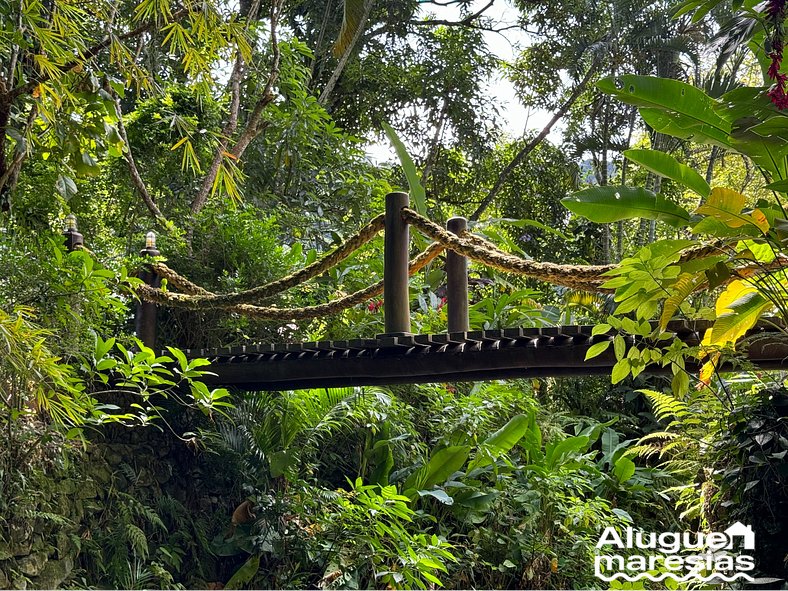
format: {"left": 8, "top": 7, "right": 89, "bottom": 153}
{"left": 191, "top": 320, "right": 788, "bottom": 390}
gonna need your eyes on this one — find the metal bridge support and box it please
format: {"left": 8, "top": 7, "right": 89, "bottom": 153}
{"left": 135, "top": 232, "right": 161, "bottom": 349}
{"left": 63, "top": 214, "right": 84, "bottom": 251}
{"left": 446, "top": 216, "right": 469, "bottom": 333}
{"left": 383, "top": 191, "right": 411, "bottom": 336}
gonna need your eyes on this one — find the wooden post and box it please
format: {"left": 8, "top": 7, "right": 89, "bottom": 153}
{"left": 62, "top": 214, "right": 83, "bottom": 251}
{"left": 135, "top": 231, "right": 160, "bottom": 349}
{"left": 382, "top": 191, "right": 411, "bottom": 336}
{"left": 446, "top": 216, "right": 469, "bottom": 333}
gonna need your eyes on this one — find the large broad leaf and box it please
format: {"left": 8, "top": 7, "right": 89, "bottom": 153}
{"left": 729, "top": 119, "right": 788, "bottom": 177}
{"left": 545, "top": 435, "right": 589, "bottom": 469}
{"left": 640, "top": 108, "right": 732, "bottom": 148}
{"left": 705, "top": 280, "right": 772, "bottom": 348}
{"left": 403, "top": 445, "right": 470, "bottom": 498}
{"left": 562, "top": 186, "right": 690, "bottom": 227}
{"left": 467, "top": 414, "right": 528, "bottom": 472}
{"left": 225, "top": 554, "right": 260, "bottom": 590}
{"left": 483, "top": 414, "right": 529, "bottom": 453}
{"left": 521, "top": 409, "right": 543, "bottom": 462}
{"left": 269, "top": 450, "right": 297, "bottom": 478}
{"left": 333, "top": 0, "right": 367, "bottom": 56}
{"left": 624, "top": 149, "right": 710, "bottom": 198}
{"left": 765, "top": 179, "right": 788, "bottom": 192}
{"left": 382, "top": 121, "right": 426, "bottom": 214}
{"left": 694, "top": 187, "right": 769, "bottom": 233}
{"left": 715, "top": 87, "right": 780, "bottom": 124}
{"left": 598, "top": 75, "right": 731, "bottom": 146}
{"left": 613, "top": 456, "right": 636, "bottom": 483}
{"left": 453, "top": 490, "right": 499, "bottom": 510}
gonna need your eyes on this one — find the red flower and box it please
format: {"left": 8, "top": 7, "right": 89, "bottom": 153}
{"left": 766, "top": 0, "right": 788, "bottom": 108}
{"left": 767, "top": 0, "right": 785, "bottom": 18}
{"left": 768, "top": 52, "right": 783, "bottom": 79}
{"left": 367, "top": 299, "right": 383, "bottom": 313}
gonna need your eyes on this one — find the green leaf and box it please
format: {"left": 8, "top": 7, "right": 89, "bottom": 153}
{"left": 467, "top": 414, "right": 528, "bottom": 472}
{"left": 545, "top": 436, "right": 589, "bottom": 469}
{"left": 225, "top": 553, "right": 260, "bottom": 589}
{"left": 167, "top": 346, "right": 189, "bottom": 372}
{"left": 55, "top": 174, "right": 78, "bottom": 199}
{"left": 521, "top": 409, "right": 542, "bottom": 460}
{"left": 766, "top": 179, "right": 788, "bottom": 192}
{"left": 584, "top": 340, "right": 611, "bottom": 360}
{"left": 624, "top": 149, "right": 710, "bottom": 198}
{"left": 597, "top": 75, "right": 732, "bottom": 148}
{"left": 483, "top": 414, "right": 528, "bottom": 453}
{"left": 417, "top": 488, "right": 454, "bottom": 505}
{"left": 269, "top": 450, "right": 297, "bottom": 478}
{"left": 563, "top": 186, "right": 690, "bottom": 227}
{"left": 404, "top": 445, "right": 470, "bottom": 496}
{"left": 611, "top": 359, "right": 630, "bottom": 384}
{"left": 613, "top": 456, "right": 636, "bottom": 483}
{"left": 382, "top": 121, "right": 426, "bottom": 215}
{"left": 453, "top": 490, "right": 499, "bottom": 509}
{"left": 640, "top": 108, "right": 732, "bottom": 148}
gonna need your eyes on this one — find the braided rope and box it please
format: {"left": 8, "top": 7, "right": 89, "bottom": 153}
{"left": 401, "top": 208, "right": 616, "bottom": 292}
{"left": 152, "top": 262, "right": 212, "bottom": 295}
{"left": 136, "top": 242, "right": 445, "bottom": 320}
{"left": 149, "top": 214, "right": 386, "bottom": 304}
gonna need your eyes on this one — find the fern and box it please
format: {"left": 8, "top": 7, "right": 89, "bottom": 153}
{"left": 125, "top": 523, "right": 149, "bottom": 559}
{"left": 35, "top": 511, "right": 74, "bottom": 527}
{"left": 640, "top": 389, "right": 690, "bottom": 421}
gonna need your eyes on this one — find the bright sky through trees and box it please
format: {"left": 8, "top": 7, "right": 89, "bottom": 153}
{"left": 366, "top": 0, "right": 556, "bottom": 163}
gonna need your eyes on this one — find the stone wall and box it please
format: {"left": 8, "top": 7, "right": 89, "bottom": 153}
{"left": 0, "top": 420, "right": 236, "bottom": 590}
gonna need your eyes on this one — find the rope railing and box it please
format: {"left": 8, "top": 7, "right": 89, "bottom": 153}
{"left": 131, "top": 206, "right": 736, "bottom": 320}
{"left": 400, "top": 207, "right": 617, "bottom": 292}
{"left": 149, "top": 213, "right": 385, "bottom": 303}
{"left": 64, "top": 192, "right": 761, "bottom": 340}
{"left": 136, "top": 241, "right": 444, "bottom": 320}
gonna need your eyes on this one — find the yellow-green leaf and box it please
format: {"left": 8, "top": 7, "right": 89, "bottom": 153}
{"left": 695, "top": 187, "right": 769, "bottom": 233}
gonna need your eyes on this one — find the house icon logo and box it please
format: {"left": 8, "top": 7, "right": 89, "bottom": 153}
{"left": 724, "top": 522, "right": 755, "bottom": 550}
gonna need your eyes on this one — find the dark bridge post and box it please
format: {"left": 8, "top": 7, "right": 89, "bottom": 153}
{"left": 63, "top": 214, "right": 84, "bottom": 251}
{"left": 383, "top": 191, "right": 411, "bottom": 335}
{"left": 446, "top": 216, "right": 469, "bottom": 333}
{"left": 135, "top": 231, "right": 161, "bottom": 349}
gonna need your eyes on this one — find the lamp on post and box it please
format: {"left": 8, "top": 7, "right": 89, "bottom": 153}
{"left": 63, "top": 214, "right": 84, "bottom": 251}
{"left": 135, "top": 231, "right": 161, "bottom": 348}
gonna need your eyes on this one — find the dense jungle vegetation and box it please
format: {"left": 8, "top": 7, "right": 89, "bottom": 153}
{"left": 1, "top": 0, "right": 788, "bottom": 588}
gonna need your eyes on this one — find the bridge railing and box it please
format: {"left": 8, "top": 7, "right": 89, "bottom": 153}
{"left": 62, "top": 192, "right": 483, "bottom": 348}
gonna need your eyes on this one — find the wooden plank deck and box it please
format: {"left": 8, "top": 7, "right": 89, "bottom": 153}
{"left": 190, "top": 319, "right": 788, "bottom": 390}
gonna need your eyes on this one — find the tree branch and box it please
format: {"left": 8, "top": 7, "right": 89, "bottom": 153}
{"left": 190, "top": 53, "right": 245, "bottom": 215}
{"left": 469, "top": 57, "right": 602, "bottom": 221}
{"left": 189, "top": 0, "right": 284, "bottom": 217}
{"left": 318, "top": 0, "right": 374, "bottom": 106}
{"left": 113, "top": 95, "right": 172, "bottom": 231}
{"left": 411, "top": 0, "right": 495, "bottom": 27}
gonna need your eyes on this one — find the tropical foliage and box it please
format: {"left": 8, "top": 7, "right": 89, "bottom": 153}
{"left": 2, "top": 0, "right": 788, "bottom": 588}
